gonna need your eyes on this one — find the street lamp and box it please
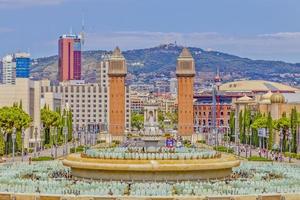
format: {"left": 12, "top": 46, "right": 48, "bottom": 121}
{"left": 12, "top": 127, "right": 16, "bottom": 162}
{"left": 0, "top": 128, "right": 7, "bottom": 158}
{"left": 21, "top": 127, "right": 25, "bottom": 162}
{"left": 40, "top": 125, "right": 44, "bottom": 151}
{"left": 63, "top": 115, "right": 68, "bottom": 156}
{"left": 82, "top": 125, "right": 86, "bottom": 147}
{"left": 34, "top": 127, "right": 38, "bottom": 158}
{"left": 280, "top": 128, "right": 283, "bottom": 153}
{"left": 54, "top": 127, "right": 58, "bottom": 158}
{"left": 249, "top": 127, "right": 252, "bottom": 157}
{"left": 78, "top": 127, "right": 82, "bottom": 147}
{"left": 50, "top": 127, "right": 54, "bottom": 158}
{"left": 288, "top": 130, "right": 292, "bottom": 163}
{"left": 72, "top": 126, "right": 76, "bottom": 152}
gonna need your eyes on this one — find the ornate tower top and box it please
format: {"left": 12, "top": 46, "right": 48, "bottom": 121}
{"left": 108, "top": 46, "right": 127, "bottom": 76}
{"left": 176, "top": 47, "right": 195, "bottom": 77}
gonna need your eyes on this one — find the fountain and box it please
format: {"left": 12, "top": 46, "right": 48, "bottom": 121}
{"left": 63, "top": 94, "right": 240, "bottom": 181}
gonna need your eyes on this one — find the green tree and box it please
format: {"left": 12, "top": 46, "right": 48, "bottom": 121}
{"left": 165, "top": 111, "right": 178, "bottom": 129}
{"left": 131, "top": 113, "right": 144, "bottom": 131}
{"left": 243, "top": 108, "right": 251, "bottom": 144}
{"left": 274, "top": 112, "right": 290, "bottom": 152}
{"left": 229, "top": 112, "right": 235, "bottom": 142}
{"left": 66, "top": 110, "right": 73, "bottom": 142}
{"left": 158, "top": 110, "right": 165, "bottom": 130}
{"left": 251, "top": 114, "right": 268, "bottom": 148}
{"left": 238, "top": 111, "right": 245, "bottom": 144}
{"left": 41, "top": 106, "right": 61, "bottom": 145}
{"left": 267, "top": 112, "right": 274, "bottom": 150}
{"left": 0, "top": 105, "right": 31, "bottom": 154}
{"left": 290, "top": 107, "right": 298, "bottom": 153}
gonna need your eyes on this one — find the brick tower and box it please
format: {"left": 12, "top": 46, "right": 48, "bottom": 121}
{"left": 176, "top": 48, "right": 195, "bottom": 136}
{"left": 108, "top": 47, "right": 127, "bottom": 137}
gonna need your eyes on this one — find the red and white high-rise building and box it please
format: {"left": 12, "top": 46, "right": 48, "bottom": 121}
{"left": 58, "top": 34, "right": 82, "bottom": 82}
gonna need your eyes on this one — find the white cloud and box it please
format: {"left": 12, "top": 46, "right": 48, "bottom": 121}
{"left": 84, "top": 31, "right": 300, "bottom": 62}
{"left": 0, "top": 0, "right": 65, "bottom": 8}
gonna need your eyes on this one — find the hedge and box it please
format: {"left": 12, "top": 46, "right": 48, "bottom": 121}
{"left": 248, "top": 156, "right": 272, "bottom": 162}
{"left": 214, "top": 146, "right": 234, "bottom": 153}
{"left": 284, "top": 152, "right": 300, "bottom": 159}
{"left": 70, "top": 146, "right": 85, "bottom": 153}
{"left": 32, "top": 156, "right": 54, "bottom": 161}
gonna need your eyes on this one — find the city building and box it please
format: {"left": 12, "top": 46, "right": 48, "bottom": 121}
{"left": 40, "top": 80, "right": 131, "bottom": 132}
{"left": 96, "top": 54, "right": 109, "bottom": 87}
{"left": 155, "top": 93, "right": 177, "bottom": 114}
{"left": 108, "top": 47, "right": 128, "bottom": 137}
{"left": 15, "top": 53, "right": 31, "bottom": 78}
{"left": 176, "top": 48, "right": 195, "bottom": 136}
{"left": 234, "top": 91, "right": 300, "bottom": 145}
{"left": 169, "top": 78, "right": 177, "bottom": 96}
{"left": 130, "top": 92, "right": 145, "bottom": 114}
{"left": 193, "top": 93, "right": 234, "bottom": 133}
{"left": 220, "top": 80, "right": 298, "bottom": 94}
{"left": 0, "top": 78, "right": 61, "bottom": 148}
{"left": 58, "top": 34, "right": 82, "bottom": 82}
{"left": 0, "top": 61, "right": 2, "bottom": 83}
{"left": 2, "top": 54, "right": 16, "bottom": 84}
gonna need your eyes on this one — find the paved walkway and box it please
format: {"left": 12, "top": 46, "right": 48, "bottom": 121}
{"left": 227, "top": 143, "right": 300, "bottom": 165}
{"left": 1, "top": 142, "right": 81, "bottom": 163}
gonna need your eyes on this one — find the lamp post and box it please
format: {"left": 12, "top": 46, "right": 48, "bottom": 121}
{"left": 50, "top": 127, "right": 54, "bottom": 158}
{"left": 78, "top": 127, "right": 82, "bottom": 147}
{"left": 12, "top": 127, "right": 16, "bottom": 162}
{"left": 54, "top": 127, "right": 58, "bottom": 158}
{"left": 82, "top": 125, "right": 86, "bottom": 147}
{"left": 21, "top": 127, "right": 25, "bottom": 162}
{"left": 34, "top": 127, "right": 38, "bottom": 158}
{"left": 280, "top": 128, "right": 283, "bottom": 153}
{"left": 63, "top": 115, "right": 68, "bottom": 156}
{"left": 72, "top": 126, "right": 76, "bottom": 152}
{"left": 249, "top": 127, "right": 252, "bottom": 157}
{"left": 288, "top": 130, "right": 292, "bottom": 163}
{"left": 40, "top": 125, "right": 44, "bottom": 151}
{"left": 1, "top": 128, "right": 7, "bottom": 158}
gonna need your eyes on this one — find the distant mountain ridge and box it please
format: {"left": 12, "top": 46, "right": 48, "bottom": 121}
{"left": 30, "top": 44, "right": 300, "bottom": 84}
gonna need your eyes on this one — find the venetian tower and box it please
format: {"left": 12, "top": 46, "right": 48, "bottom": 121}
{"left": 176, "top": 48, "right": 196, "bottom": 136}
{"left": 108, "top": 47, "right": 127, "bottom": 137}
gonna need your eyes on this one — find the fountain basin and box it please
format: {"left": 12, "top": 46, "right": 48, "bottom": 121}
{"left": 63, "top": 153, "right": 240, "bottom": 181}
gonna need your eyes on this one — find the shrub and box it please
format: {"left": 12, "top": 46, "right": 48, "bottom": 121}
{"left": 32, "top": 156, "right": 54, "bottom": 161}
{"left": 197, "top": 140, "right": 206, "bottom": 144}
{"left": 248, "top": 156, "right": 272, "bottom": 162}
{"left": 284, "top": 152, "right": 300, "bottom": 159}
{"left": 214, "top": 146, "right": 234, "bottom": 153}
{"left": 44, "top": 144, "right": 52, "bottom": 149}
{"left": 70, "top": 146, "right": 85, "bottom": 153}
{"left": 112, "top": 140, "right": 120, "bottom": 145}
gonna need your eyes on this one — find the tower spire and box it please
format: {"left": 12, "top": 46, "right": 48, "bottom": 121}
{"left": 80, "top": 13, "right": 85, "bottom": 46}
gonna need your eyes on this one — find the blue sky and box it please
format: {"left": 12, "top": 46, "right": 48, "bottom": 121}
{"left": 1, "top": 0, "right": 300, "bottom": 62}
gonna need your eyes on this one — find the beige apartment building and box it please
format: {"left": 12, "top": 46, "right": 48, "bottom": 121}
{"left": 40, "top": 79, "right": 131, "bottom": 132}
{"left": 0, "top": 78, "right": 61, "bottom": 148}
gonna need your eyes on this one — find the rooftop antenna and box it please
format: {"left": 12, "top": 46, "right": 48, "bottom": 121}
{"left": 80, "top": 13, "right": 85, "bottom": 46}
{"left": 69, "top": 26, "right": 73, "bottom": 35}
